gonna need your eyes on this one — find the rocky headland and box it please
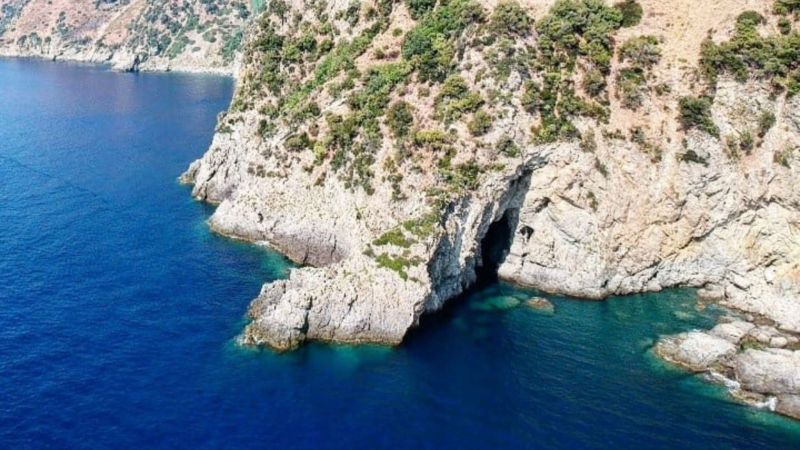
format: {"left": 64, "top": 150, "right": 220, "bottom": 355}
{"left": 180, "top": 0, "right": 800, "bottom": 419}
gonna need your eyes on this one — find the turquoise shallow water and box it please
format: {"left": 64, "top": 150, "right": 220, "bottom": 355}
{"left": 1, "top": 58, "right": 799, "bottom": 449}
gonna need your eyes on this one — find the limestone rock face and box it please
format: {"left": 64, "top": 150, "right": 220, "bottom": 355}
{"left": 776, "top": 395, "right": 800, "bottom": 420}
{"left": 734, "top": 349, "right": 800, "bottom": 396}
{"left": 498, "top": 79, "right": 800, "bottom": 334}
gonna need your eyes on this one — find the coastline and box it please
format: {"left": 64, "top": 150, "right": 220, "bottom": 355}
{"left": 0, "top": 50, "right": 237, "bottom": 77}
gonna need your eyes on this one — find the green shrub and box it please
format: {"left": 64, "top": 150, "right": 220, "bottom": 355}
{"left": 435, "top": 75, "right": 484, "bottom": 121}
{"left": 285, "top": 132, "right": 313, "bottom": 151}
{"left": 386, "top": 101, "right": 415, "bottom": 137}
{"left": 619, "top": 35, "right": 661, "bottom": 67}
{"left": 468, "top": 110, "right": 493, "bottom": 136}
{"left": 490, "top": 1, "right": 532, "bottom": 36}
{"left": 414, "top": 129, "right": 452, "bottom": 149}
{"left": 580, "top": 130, "right": 597, "bottom": 152}
{"left": 700, "top": 11, "right": 800, "bottom": 93}
{"left": 774, "top": 147, "right": 794, "bottom": 167}
{"left": 758, "top": 111, "right": 776, "bottom": 137}
{"left": 616, "top": 36, "right": 660, "bottom": 109}
{"left": 740, "top": 130, "right": 755, "bottom": 153}
{"left": 375, "top": 253, "right": 414, "bottom": 280}
{"left": 678, "top": 96, "right": 719, "bottom": 137}
{"left": 614, "top": 0, "right": 643, "bottom": 27}
{"left": 373, "top": 228, "right": 413, "bottom": 247}
{"left": 779, "top": 18, "right": 792, "bottom": 35}
{"left": 444, "top": 161, "right": 482, "bottom": 191}
{"left": 402, "top": 0, "right": 485, "bottom": 81}
{"left": 402, "top": 212, "right": 441, "bottom": 238}
{"left": 497, "top": 135, "right": 520, "bottom": 156}
{"left": 617, "top": 67, "right": 647, "bottom": 109}
{"left": 520, "top": 81, "right": 542, "bottom": 113}
{"left": 679, "top": 150, "right": 708, "bottom": 166}
{"left": 583, "top": 69, "right": 607, "bottom": 96}
{"left": 406, "top": 0, "right": 436, "bottom": 19}
{"left": 531, "top": 0, "right": 623, "bottom": 141}
{"left": 775, "top": 0, "right": 800, "bottom": 15}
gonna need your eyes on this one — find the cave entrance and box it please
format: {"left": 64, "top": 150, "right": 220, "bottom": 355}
{"left": 477, "top": 208, "right": 518, "bottom": 285}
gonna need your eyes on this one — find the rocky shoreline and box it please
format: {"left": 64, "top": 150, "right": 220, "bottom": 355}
{"left": 655, "top": 314, "right": 800, "bottom": 420}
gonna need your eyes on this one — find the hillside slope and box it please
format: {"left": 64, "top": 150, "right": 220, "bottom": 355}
{"left": 0, "top": 0, "right": 256, "bottom": 73}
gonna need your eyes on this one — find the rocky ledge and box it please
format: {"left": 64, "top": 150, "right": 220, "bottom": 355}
{"left": 656, "top": 317, "right": 800, "bottom": 420}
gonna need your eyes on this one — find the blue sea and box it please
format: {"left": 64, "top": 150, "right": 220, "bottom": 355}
{"left": 0, "top": 59, "right": 798, "bottom": 449}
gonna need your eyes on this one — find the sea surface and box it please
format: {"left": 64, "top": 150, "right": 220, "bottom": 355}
{"left": 0, "top": 58, "right": 798, "bottom": 449}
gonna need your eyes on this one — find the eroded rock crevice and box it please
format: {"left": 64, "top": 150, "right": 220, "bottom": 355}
{"left": 477, "top": 207, "right": 518, "bottom": 285}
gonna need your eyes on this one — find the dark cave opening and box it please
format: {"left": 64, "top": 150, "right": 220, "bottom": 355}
{"left": 476, "top": 208, "right": 518, "bottom": 286}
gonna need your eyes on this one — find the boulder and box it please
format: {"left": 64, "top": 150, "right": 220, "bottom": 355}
{"left": 734, "top": 349, "right": 800, "bottom": 395}
{"left": 655, "top": 331, "right": 737, "bottom": 371}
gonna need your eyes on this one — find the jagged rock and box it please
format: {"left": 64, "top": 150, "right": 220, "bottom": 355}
{"left": 526, "top": 297, "right": 555, "bottom": 313}
{"left": 734, "top": 349, "right": 800, "bottom": 395}
{"left": 655, "top": 331, "right": 737, "bottom": 372}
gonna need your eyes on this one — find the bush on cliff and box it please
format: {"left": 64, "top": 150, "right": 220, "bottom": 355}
{"left": 678, "top": 96, "right": 719, "bottom": 137}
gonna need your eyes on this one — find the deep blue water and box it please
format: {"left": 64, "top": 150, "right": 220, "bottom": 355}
{"left": 1, "top": 58, "right": 799, "bottom": 449}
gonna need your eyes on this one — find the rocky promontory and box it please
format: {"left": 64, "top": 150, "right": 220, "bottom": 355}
{"left": 179, "top": 0, "right": 800, "bottom": 418}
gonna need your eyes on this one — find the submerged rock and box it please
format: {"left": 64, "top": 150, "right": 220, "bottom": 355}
{"left": 474, "top": 296, "right": 522, "bottom": 311}
{"left": 526, "top": 297, "right": 555, "bottom": 313}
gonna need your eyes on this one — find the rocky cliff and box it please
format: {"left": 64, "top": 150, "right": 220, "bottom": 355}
{"left": 0, "top": 0, "right": 256, "bottom": 73}
{"left": 180, "top": 0, "right": 800, "bottom": 418}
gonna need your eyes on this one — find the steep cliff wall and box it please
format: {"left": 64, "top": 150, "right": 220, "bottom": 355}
{"left": 0, "top": 0, "right": 255, "bottom": 73}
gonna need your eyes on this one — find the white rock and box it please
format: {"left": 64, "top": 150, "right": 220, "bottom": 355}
{"left": 655, "top": 331, "right": 737, "bottom": 372}
{"left": 734, "top": 349, "right": 800, "bottom": 395}
{"left": 709, "top": 321, "right": 755, "bottom": 344}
